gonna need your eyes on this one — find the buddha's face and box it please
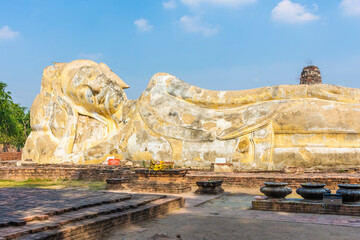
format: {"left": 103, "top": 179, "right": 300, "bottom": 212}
{"left": 61, "top": 61, "right": 128, "bottom": 117}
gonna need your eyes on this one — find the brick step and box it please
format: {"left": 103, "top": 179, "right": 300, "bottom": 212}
{"left": 0, "top": 192, "right": 133, "bottom": 227}
{"left": 16, "top": 196, "right": 183, "bottom": 240}
{"left": 0, "top": 160, "right": 18, "bottom": 167}
{"left": 0, "top": 194, "right": 166, "bottom": 240}
{"left": 133, "top": 186, "right": 192, "bottom": 194}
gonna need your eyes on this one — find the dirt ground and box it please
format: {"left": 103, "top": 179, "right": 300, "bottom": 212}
{"left": 106, "top": 214, "right": 360, "bottom": 240}
{"left": 105, "top": 188, "right": 360, "bottom": 240}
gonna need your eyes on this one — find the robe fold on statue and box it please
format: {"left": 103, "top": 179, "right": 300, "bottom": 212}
{"left": 137, "top": 73, "right": 360, "bottom": 142}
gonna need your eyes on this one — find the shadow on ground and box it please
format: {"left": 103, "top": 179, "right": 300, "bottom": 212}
{"left": 105, "top": 189, "right": 360, "bottom": 240}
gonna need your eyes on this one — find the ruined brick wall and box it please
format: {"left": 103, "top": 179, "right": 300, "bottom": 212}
{"left": 1, "top": 164, "right": 360, "bottom": 190}
{"left": 252, "top": 200, "right": 360, "bottom": 216}
{"left": 0, "top": 165, "right": 132, "bottom": 181}
{"left": 186, "top": 174, "right": 360, "bottom": 190}
{"left": 0, "top": 152, "right": 22, "bottom": 161}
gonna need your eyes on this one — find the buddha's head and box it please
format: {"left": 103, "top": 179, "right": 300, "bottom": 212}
{"left": 59, "top": 60, "right": 129, "bottom": 117}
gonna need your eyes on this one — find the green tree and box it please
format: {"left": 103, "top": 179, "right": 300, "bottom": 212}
{"left": 11, "top": 103, "right": 31, "bottom": 149}
{"left": 0, "top": 81, "right": 31, "bottom": 151}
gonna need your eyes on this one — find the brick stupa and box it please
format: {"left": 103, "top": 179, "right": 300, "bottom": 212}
{"left": 300, "top": 65, "right": 322, "bottom": 85}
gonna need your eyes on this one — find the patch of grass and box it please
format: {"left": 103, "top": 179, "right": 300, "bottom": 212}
{"left": 0, "top": 180, "right": 106, "bottom": 190}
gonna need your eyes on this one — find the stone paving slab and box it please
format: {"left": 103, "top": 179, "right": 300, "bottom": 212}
{"left": 194, "top": 192, "right": 360, "bottom": 228}
{"left": 0, "top": 188, "right": 132, "bottom": 227}
{"left": 143, "top": 189, "right": 360, "bottom": 228}
{"left": 188, "top": 207, "right": 360, "bottom": 227}
{"left": 105, "top": 191, "right": 360, "bottom": 240}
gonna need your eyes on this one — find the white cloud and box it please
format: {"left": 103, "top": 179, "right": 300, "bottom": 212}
{"left": 180, "top": 15, "right": 218, "bottom": 36}
{"left": 79, "top": 53, "right": 103, "bottom": 61}
{"left": 0, "top": 25, "right": 19, "bottom": 40}
{"left": 180, "top": 0, "right": 255, "bottom": 8}
{"left": 134, "top": 18, "right": 154, "bottom": 32}
{"left": 163, "top": 0, "right": 177, "bottom": 9}
{"left": 177, "top": 1, "right": 255, "bottom": 37}
{"left": 271, "top": 0, "right": 320, "bottom": 24}
{"left": 340, "top": 0, "right": 360, "bottom": 16}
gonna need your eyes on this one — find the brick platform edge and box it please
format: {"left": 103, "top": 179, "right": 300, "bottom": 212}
{"left": 1, "top": 196, "right": 184, "bottom": 240}
{"left": 129, "top": 169, "right": 192, "bottom": 194}
{"left": 1, "top": 165, "right": 360, "bottom": 189}
{"left": 186, "top": 174, "right": 360, "bottom": 189}
{"left": 44, "top": 197, "right": 183, "bottom": 240}
{"left": 0, "top": 166, "right": 132, "bottom": 181}
{"left": 0, "top": 152, "right": 21, "bottom": 161}
{"left": 251, "top": 199, "right": 360, "bottom": 216}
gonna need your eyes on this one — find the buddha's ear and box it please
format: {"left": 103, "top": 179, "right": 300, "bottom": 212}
{"left": 40, "top": 63, "right": 67, "bottom": 92}
{"left": 99, "top": 62, "right": 130, "bottom": 89}
{"left": 53, "top": 62, "right": 67, "bottom": 74}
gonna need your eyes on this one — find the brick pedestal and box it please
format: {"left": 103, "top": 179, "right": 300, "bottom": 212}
{"left": 195, "top": 180, "right": 224, "bottom": 195}
{"left": 130, "top": 169, "right": 191, "bottom": 193}
{"left": 0, "top": 152, "right": 22, "bottom": 161}
{"left": 252, "top": 199, "right": 360, "bottom": 216}
{"left": 105, "top": 178, "right": 131, "bottom": 190}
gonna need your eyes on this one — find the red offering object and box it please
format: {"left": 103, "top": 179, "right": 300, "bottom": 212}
{"left": 108, "top": 158, "right": 120, "bottom": 165}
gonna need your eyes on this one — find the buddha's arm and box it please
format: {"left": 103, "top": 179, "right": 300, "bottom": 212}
{"left": 147, "top": 73, "right": 360, "bottom": 109}
{"left": 180, "top": 84, "right": 360, "bottom": 108}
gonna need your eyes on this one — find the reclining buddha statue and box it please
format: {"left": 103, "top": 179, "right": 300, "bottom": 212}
{"left": 23, "top": 60, "right": 360, "bottom": 170}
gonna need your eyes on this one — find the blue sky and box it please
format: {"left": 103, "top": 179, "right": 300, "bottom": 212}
{"left": 1, "top": 0, "right": 360, "bottom": 109}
